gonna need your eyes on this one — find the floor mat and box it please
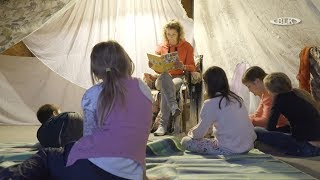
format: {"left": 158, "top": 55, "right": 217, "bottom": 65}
{"left": 146, "top": 137, "right": 315, "bottom": 179}
{"left": 0, "top": 138, "right": 316, "bottom": 179}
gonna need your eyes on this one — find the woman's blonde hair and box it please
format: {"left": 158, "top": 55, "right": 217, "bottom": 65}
{"left": 264, "top": 72, "right": 320, "bottom": 112}
{"left": 90, "top": 40, "right": 134, "bottom": 127}
{"left": 162, "top": 19, "right": 185, "bottom": 42}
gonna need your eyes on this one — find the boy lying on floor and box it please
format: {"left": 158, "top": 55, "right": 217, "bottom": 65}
{"left": 36, "top": 104, "right": 83, "bottom": 148}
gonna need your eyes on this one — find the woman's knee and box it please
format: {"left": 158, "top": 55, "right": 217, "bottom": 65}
{"left": 159, "top": 72, "right": 171, "bottom": 80}
{"left": 155, "top": 72, "right": 172, "bottom": 90}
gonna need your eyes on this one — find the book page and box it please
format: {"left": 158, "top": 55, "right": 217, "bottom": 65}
{"left": 147, "top": 52, "right": 179, "bottom": 73}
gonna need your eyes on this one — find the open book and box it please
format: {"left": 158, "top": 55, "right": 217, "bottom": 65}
{"left": 147, "top": 52, "right": 179, "bottom": 73}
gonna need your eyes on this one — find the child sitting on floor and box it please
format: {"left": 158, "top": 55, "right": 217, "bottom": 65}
{"left": 181, "top": 66, "right": 257, "bottom": 155}
{"left": 241, "top": 66, "right": 290, "bottom": 133}
{"left": 0, "top": 41, "right": 153, "bottom": 179}
{"left": 255, "top": 72, "right": 320, "bottom": 157}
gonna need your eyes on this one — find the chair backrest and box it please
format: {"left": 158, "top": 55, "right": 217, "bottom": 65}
{"left": 196, "top": 55, "right": 203, "bottom": 72}
{"left": 185, "top": 55, "right": 203, "bottom": 85}
{"left": 185, "top": 55, "right": 203, "bottom": 125}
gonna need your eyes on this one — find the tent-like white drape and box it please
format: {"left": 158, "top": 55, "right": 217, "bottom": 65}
{"left": 0, "top": 0, "right": 193, "bottom": 124}
{"left": 24, "top": 0, "right": 194, "bottom": 89}
{"left": 195, "top": 0, "right": 320, "bottom": 112}
{"left": 0, "top": 0, "right": 78, "bottom": 53}
{"left": 0, "top": 55, "right": 85, "bottom": 125}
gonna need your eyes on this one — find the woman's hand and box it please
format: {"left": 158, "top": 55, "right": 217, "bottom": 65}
{"left": 174, "top": 61, "right": 185, "bottom": 70}
{"left": 148, "top": 61, "right": 153, "bottom": 68}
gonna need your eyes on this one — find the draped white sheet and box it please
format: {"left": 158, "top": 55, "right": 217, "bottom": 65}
{"left": 0, "top": 0, "right": 193, "bottom": 124}
{"left": 195, "top": 0, "right": 320, "bottom": 112}
{"left": 6, "top": 0, "right": 320, "bottom": 124}
{"left": 229, "top": 62, "right": 260, "bottom": 114}
{"left": 0, "top": 55, "right": 85, "bottom": 125}
{"left": 195, "top": 0, "right": 320, "bottom": 83}
{"left": 24, "top": 0, "right": 194, "bottom": 89}
{"left": 0, "top": 0, "right": 78, "bottom": 53}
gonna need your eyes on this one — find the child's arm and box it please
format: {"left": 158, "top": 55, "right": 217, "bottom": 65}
{"left": 81, "top": 91, "right": 98, "bottom": 136}
{"left": 189, "top": 101, "right": 214, "bottom": 139}
{"left": 82, "top": 109, "right": 97, "bottom": 136}
{"left": 250, "top": 94, "right": 272, "bottom": 127}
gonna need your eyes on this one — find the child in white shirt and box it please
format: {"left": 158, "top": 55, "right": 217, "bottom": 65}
{"left": 181, "top": 66, "right": 257, "bottom": 155}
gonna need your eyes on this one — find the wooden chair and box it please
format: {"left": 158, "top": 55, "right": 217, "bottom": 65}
{"left": 179, "top": 55, "right": 203, "bottom": 133}
{"left": 146, "top": 55, "right": 203, "bottom": 134}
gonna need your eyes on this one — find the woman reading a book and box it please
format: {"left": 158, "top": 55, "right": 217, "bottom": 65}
{"left": 149, "top": 19, "right": 196, "bottom": 136}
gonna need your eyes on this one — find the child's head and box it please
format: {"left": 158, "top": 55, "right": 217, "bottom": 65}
{"left": 203, "top": 66, "right": 243, "bottom": 109}
{"left": 242, "top": 66, "right": 268, "bottom": 96}
{"left": 242, "top": 66, "right": 267, "bottom": 83}
{"left": 90, "top": 41, "right": 134, "bottom": 127}
{"left": 203, "top": 66, "right": 229, "bottom": 98}
{"left": 263, "top": 72, "right": 292, "bottom": 95}
{"left": 90, "top": 40, "right": 134, "bottom": 84}
{"left": 36, "top": 104, "right": 61, "bottom": 124}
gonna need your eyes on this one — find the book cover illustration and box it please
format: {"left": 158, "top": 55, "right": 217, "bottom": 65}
{"left": 147, "top": 52, "right": 179, "bottom": 73}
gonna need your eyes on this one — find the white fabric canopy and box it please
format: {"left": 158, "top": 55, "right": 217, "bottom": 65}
{"left": 0, "top": 0, "right": 78, "bottom": 53}
{"left": 195, "top": 0, "right": 320, "bottom": 81}
{"left": 24, "top": 0, "right": 194, "bottom": 89}
{"left": 0, "top": 0, "right": 193, "bottom": 124}
{"left": 195, "top": 0, "right": 320, "bottom": 112}
{"left": 3, "top": 0, "right": 320, "bottom": 124}
{"left": 0, "top": 55, "right": 85, "bottom": 125}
